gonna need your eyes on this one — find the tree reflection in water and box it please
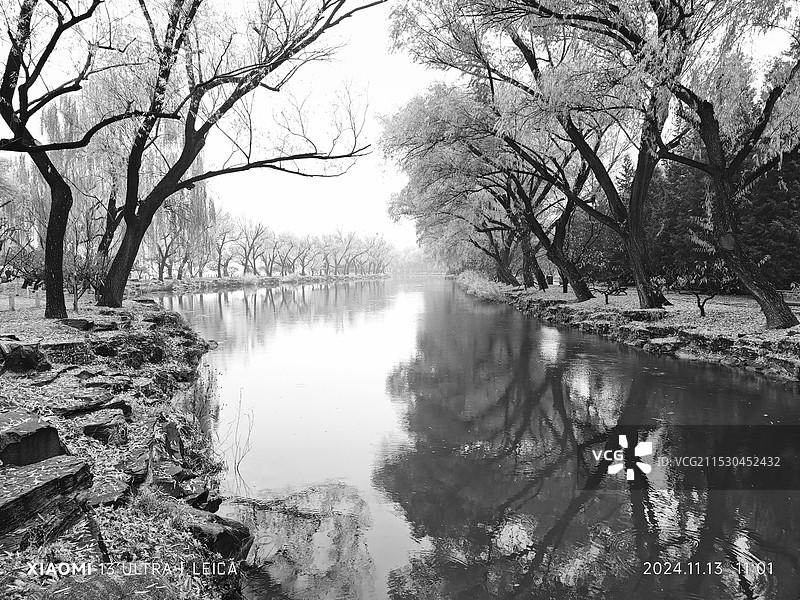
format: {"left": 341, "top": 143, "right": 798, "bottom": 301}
{"left": 228, "top": 483, "right": 376, "bottom": 600}
{"left": 376, "top": 288, "right": 800, "bottom": 600}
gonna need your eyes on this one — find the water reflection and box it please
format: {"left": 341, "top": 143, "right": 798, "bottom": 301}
{"left": 232, "top": 483, "right": 376, "bottom": 600}
{"left": 170, "top": 279, "right": 800, "bottom": 600}
{"left": 377, "top": 284, "right": 800, "bottom": 599}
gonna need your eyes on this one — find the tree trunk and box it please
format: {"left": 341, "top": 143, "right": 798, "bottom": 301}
{"left": 25, "top": 153, "right": 72, "bottom": 318}
{"left": 624, "top": 233, "right": 669, "bottom": 309}
{"left": 696, "top": 104, "right": 799, "bottom": 329}
{"left": 42, "top": 185, "right": 72, "bottom": 318}
{"left": 496, "top": 263, "right": 519, "bottom": 286}
{"left": 532, "top": 257, "right": 548, "bottom": 291}
{"left": 714, "top": 216, "right": 798, "bottom": 328}
{"left": 493, "top": 231, "right": 519, "bottom": 286}
{"left": 625, "top": 112, "right": 670, "bottom": 309}
{"left": 546, "top": 247, "right": 593, "bottom": 301}
{"left": 523, "top": 208, "right": 591, "bottom": 301}
{"left": 98, "top": 221, "right": 146, "bottom": 307}
{"left": 520, "top": 234, "right": 537, "bottom": 288}
{"left": 96, "top": 189, "right": 120, "bottom": 261}
{"left": 560, "top": 92, "right": 669, "bottom": 310}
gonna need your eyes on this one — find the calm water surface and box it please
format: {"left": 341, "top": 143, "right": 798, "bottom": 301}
{"left": 166, "top": 279, "right": 800, "bottom": 600}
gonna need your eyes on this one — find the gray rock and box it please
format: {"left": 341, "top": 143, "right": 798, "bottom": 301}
{"left": 185, "top": 487, "right": 222, "bottom": 513}
{"left": 186, "top": 508, "right": 252, "bottom": 560}
{"left": 643, "top": 336, "right": 682, "bottom": 355}
{"left": 52, "top": 391, "right": 132, "bottom": 419}
{"left": 119, "top": 447, "right": 150, "bottom": 486}
{"left": 78, "top": 479, "right": 130, "bottom": 508}
{"left": 0, "top": 409, "right": 65, "bottom": 466}
{"left": 0, "top": 343, "right": 51, "bottom": 371}
{"left": 60, "top": 318, "right": 94, "bottom": 331}
{"left": 92, "top": 332, "right": 167, "bottom": 368}
{"left": 40, "top": 340, "right": 94, "bottom": 365}
{"left": 161, "top": 419, "right": 185, "bottom": 461}
{"left": 132, "top": 298, "right": 159, "bottom": 306}
{"left": 76, "top": 369, "right": 103, "bottom": 380}
{"left": 83, "top": 410, "right": 128, "bottom": 445}
{"left": 151, "top": 460, "right": 194, "bottom": 498}
{"left": 0, "top": 455, "right": 92, "bottom": 535}
{"left": 60, "top": 317, "right": 129, "bottom": 333}
{"left": 0, "top": 495, "right": 85, "bottom": 553}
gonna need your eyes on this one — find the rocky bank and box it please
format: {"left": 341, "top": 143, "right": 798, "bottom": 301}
{"left": 0, "top": 301, "right": 252, "bottom": 600}
{"left": 457, "top": 272, "right": 800, "bottom": 383}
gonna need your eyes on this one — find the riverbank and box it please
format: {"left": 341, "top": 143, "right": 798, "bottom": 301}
{"left": 128, "top": 273, "right": 389, "bottom": 295}
{"left": 0, "top": 301, "right": 251, "bottom": 599}
{"left": 457, "top": 271, "right": 800, "bottom": 382}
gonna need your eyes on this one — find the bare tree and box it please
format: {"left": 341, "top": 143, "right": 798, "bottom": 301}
{"left": 234, "top": 218, "right": 269, "bottom": 275}
{"left": 145, "top": 201, "right": 183, "bottom": 280}
{"left": 0, "top": 0, "right": 174, "bottom": 316}
{"left": 472, "top": 0, "right": 799, "bottom": 324}
{"left": 275, "top": 233, "right": 296, "bottom": 276}
{"left": 391, "top": 0, "right": 677, "bottom": 306}
{"left": 258, "top": 230, "right": 282, "bottom": 277}
{"left": 210, "top": 209, "right": 238, "bottom": 277}
{"left": 295, "top": 235, "right": 318, "bottom": 275}
{"left": 97, "top": 0, "right": 382, "bottom": 306}
{"left": 0, "top": 168, "right": 34, "bottom": 279}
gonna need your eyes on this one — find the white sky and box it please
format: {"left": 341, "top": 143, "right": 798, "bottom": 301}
{"left": 205, "top": 1, "right": 438, "bottom": 249}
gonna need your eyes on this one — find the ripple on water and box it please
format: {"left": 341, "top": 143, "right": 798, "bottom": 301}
{"left": 574, "top": 511, "right": 777, "bottom": 599}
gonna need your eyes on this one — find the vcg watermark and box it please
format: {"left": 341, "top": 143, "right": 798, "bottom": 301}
{"left": 580, "top": 425, "right": 799, "bottom": 491}
{"left": 591, "top": 435, "right": 653, "bottom": 481}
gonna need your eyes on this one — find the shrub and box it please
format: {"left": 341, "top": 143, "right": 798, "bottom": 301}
{"left": 456, "top": 270, "right": 506, "bottom": 302}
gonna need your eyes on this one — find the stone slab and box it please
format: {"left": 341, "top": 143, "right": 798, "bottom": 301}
{"left": 0, "top": 455, "right": 92, "bottom": 534}
{"left": 0, "top": 409, "right": 65, "bottom": 466}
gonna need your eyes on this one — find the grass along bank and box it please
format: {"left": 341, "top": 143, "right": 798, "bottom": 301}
{"left": 0, "top": 301, "right": 250, "bottom": 600}
{"left": 456, "top": 271, "right": 800, "bottom": 382}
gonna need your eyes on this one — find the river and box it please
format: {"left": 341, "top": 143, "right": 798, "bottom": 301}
{"left": 165, "top": 278, "right": 800, "bottom": 600}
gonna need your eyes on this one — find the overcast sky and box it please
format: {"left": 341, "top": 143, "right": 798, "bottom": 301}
{"left": 206, "top": 1, "right": 438, "bottom": 249}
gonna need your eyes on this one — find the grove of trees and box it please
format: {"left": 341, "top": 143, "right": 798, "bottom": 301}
{"left": 0, "top": 163, "right": 395, "bottom": 287}
{"left": 0, "top": 0, "right": 383, "bottom": 317}
{"left": 381, "top": 0, "right": 800, "bottom": 328}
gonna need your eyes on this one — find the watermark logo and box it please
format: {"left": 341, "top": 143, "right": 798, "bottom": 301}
{"left": 601, "top": 435, "right": 652, "bottom": 481}
{"left": 580, "top": 426, "right": 800, "bottom": 490}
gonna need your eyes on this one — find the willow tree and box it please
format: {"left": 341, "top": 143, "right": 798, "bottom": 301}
{"left": 382, "top": 83, "right": 602, "bottom": 298}
{"left": 0, "top": 0, "right": 155, "bottom": 317}
{"left": 663, "top": 44, "right": 800, "bottom": 328}
{"left": 96, "top": 0, "right": 381, "bottom": 306}
{"left": 382, "top": 85, "right": 527, "bottom": 285}
{"left": 391, "top": 0, "right": 680, "bottom": 308}
{"left": 484, "top": 0, "right": 800, "bottom": 327}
